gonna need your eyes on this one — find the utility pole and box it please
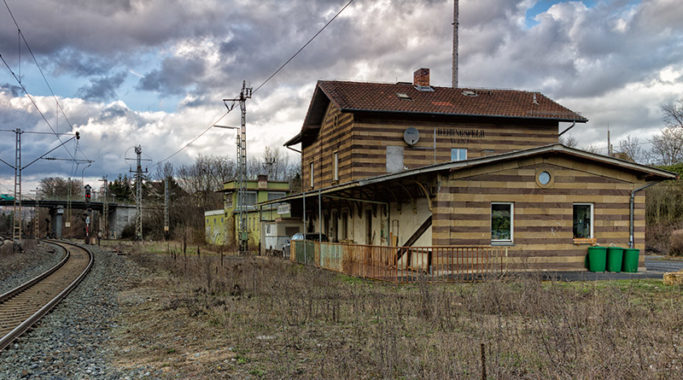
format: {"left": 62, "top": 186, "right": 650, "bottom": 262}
{"left": 31, "top": 188, "right": 39, "bottom": 239}
{"left": 99, "top": 176, "right": 109, "bottom": 239}
{"left": 452, "top": 0, "right": 459, "bottom": 88}
{"left": 224, "top": 81, "right": 252, "bottom": 255}
{"left": 607, "top": 126, "right": 613, "bottom": 157}
{"left": 84, "top": 184, "right": 92, "bottom": 244}
{"left": 128, "top": 145, "right": 149, "bottom": 241}
{"left": 66, "top": 177, "right": 72, "bottom": 229}
{"left": 164, "top": 177, "right": 169, "bottom": 240}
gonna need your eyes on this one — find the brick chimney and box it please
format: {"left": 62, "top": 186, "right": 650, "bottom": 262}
{"left": 413, "top": 68, "right": 430, "bottom": 87}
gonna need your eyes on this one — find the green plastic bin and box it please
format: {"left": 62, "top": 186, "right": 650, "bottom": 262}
{"left": 622, "top": 248, "right": 640, "bottom": 273}
{"left": 606, "top": 247, "right": 624, "bottom": 272}
{"left": 587, "top": 246, "right": 607, "bottom": 272}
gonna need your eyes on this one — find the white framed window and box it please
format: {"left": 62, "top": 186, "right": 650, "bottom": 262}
{"left": 491, "top": 202, "right": 513, "bottom": 243}
{"left": 573, "top": 203, "right": 593, "bottom": 239}
{"left": 451, "top": 148, "right": 467, "bottom": 161}
{"left": 310, "top": 162, "right": 314, "bottom": 188}
{"left": 244, "top": 191, "right": 257, "bottom": 206}
{"left": 333, "top": 152, "right": 339, "bottom": 181}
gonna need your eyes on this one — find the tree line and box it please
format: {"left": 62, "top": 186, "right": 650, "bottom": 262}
{"left": 30, "top": 146, "right": 301, "bottom": 243}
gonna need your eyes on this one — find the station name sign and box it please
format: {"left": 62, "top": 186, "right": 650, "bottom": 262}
{"left": 436, "top": 128, "right": 485, "bottom": 144}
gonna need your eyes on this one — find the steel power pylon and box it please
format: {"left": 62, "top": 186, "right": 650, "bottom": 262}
{"left": 128, "top": 145, "right": 149, "bottom": 241}
{"left": 223, "top": 81, "right": 252, "bottom": 255}
{"left": 0, "top": 129, "right": 79, "bottom": 247}
{"left": 13, "top": 129, "right": 22, "bottom": 241}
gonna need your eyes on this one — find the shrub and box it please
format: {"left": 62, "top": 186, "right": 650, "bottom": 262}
{"left": 670, "top": 229, "right": 683, "bottom": 256}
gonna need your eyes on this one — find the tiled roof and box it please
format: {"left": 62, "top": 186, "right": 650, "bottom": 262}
{"left": 318, "top": 80, "right": 587, "bottom": 122}
{"left": 284, "top": 80, "right": 588, "bottom": 146}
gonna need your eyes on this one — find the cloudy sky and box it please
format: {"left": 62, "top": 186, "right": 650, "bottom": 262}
{"left": 0, "top": 0, "right": 681, "bottom": 194}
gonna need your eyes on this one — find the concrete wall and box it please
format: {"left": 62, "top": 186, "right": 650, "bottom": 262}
{"left": 109, "top": 205, "right": 136, "bottom": 239}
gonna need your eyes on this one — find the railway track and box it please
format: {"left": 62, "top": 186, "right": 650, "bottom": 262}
{"left": 0, "top": 241, "right": 93, "bottom": 351}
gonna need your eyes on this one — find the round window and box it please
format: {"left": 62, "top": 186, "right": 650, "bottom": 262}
{"left": 538, "top": 171, "right": 551, "bottom": 185}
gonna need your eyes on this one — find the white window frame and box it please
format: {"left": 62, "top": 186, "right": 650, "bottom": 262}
{"left": 243, "top": 191, "right": 257, "bottom": 206}
{"left": 310, "top": 162, "right": 314, "bottom": 188}
{"left": 491, "top": 202, "right": 514, "bottom": 244}
{"left": 333, "top": 152, "right": 339, "bottom": 181}
{"left": 572, "top": 203, "right": 594, "bottom": 239}
{"left": 451, "top": 148, "right": 467, "bottom": 161}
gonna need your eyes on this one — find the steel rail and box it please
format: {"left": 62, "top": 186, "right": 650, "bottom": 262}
{"left": 0, "top": 241, "right": 94, "bottom": 351}
{"left": 0, "top": 242, "right": 69, "bottom": 303}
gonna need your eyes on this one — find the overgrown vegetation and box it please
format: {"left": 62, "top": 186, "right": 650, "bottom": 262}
{"left": 113, "top": 247, "right": 682, "bottom": 378}
{"left": 646, "top": 163, "right": 683, "bottom": 255}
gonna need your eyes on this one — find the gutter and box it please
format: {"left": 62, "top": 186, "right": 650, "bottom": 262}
{"left": 629, "top": 182, "right": 657, "bottom": 249}
{"left": 341, "top": 107, "right": 588, "bottom": 123}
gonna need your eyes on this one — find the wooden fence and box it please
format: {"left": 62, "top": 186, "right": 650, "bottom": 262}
{"left": 291, "top": 240, "right": 508, "bottom": 283}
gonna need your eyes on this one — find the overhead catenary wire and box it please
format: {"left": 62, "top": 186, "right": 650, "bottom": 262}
{"left": 3, "top": 0, "right": 78, "bottom": 136}
{"left": 1, "top": 0, "right": 81, "bottom": 162}
{"left": 155, "top": 110, "right": 230, "bottom": 165}
{"left": 252, "top": 0, "right": 356, "bottom": 95}
{"left": 0, "top": 54, "right": 76, "bottom": 160}
{"left": 153, "top": 0, "right": 356, "bottom": 167}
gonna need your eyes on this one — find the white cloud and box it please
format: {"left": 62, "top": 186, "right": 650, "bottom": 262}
{"left": 0, "top": 0, "right": 682, "bottom": 186}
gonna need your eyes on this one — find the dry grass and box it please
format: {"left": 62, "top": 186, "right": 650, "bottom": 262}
{"left": 111, "top": 249, "right": 683, "bottom": 379}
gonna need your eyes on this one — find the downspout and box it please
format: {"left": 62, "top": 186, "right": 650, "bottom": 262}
{"left": 318, "top": 190, "right": 322, "bottom": 243}
{"left": 558, "top": 120, "right": 576, "bottom": 137}
{"left": 629, "top": 182, "right": 657, "bottom": 249}
{"left": 286, "top": 145, "right": 301, "bottom": 154}
{"left": 303, "top": 190, "right": 306, "bottom": 263}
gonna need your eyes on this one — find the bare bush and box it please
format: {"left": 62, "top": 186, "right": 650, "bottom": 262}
{"left": 120, "top": 250, "right": 683, "bottom": 379}
{"left": 670, "top": 230, "right": 683, "bottom": 256}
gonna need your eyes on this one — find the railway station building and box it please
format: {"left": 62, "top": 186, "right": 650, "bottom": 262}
{"left": 267, "top": 68, "right": 676, "bottom": 273}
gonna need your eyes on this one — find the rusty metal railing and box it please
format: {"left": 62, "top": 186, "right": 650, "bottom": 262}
{"left": 291, "top": 240, "right": 508, "bottom": 283}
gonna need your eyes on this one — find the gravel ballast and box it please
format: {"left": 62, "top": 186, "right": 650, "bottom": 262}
{"left": 0, "top": 243, "right": 161, "bottom": 379}
{"left": 0, "top": 242, "right": 65, "bottom": 294}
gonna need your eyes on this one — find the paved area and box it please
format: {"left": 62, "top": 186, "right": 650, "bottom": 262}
{"left": 543, "top": 255, "right": 683, "bottom": 281}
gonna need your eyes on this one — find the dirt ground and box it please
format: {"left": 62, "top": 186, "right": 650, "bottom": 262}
{"left": 108, "top": 244, "right": 682, "bottom": 379}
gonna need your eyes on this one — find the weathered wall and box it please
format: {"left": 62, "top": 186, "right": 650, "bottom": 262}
{"left": 204, "top": 210, "right": 226, "bottom": 245}
{"left": 433, "top": 156, "right": 646, "bottom": 271}
{"left": 302, "top": 103, "right": 354, "bottom": 190}
{"left": 301, "top": 109, "right": 558, "bottom": 190}
{"left": 109, "top": 205, "right": 136, "bottom": 239}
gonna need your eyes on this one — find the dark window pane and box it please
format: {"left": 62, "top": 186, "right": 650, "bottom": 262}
{"left": 491, "top": 203, "right": 511, "bottom": 240}
{"left": 573, "top": 204, "right": 591, "bottom": 238}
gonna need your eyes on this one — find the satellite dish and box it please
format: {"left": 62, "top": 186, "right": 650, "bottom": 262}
{"left": 403, "top": 127, "right": 420, "bottom": 146}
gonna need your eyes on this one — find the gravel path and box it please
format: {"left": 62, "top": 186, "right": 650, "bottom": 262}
{"left": 0, "top": 242, "right": 65, "bottom": 294}
{"left": 0, "top": 244, "right": 162, "bottom": 379}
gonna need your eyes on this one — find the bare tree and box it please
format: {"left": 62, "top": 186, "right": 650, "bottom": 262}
{"left": 559, "top": 136, "right": 578, "bottom": 148}
{"left": 662, "top": 99, "right": 683, "bottom": 128}
{"left": 153, "top": 162, "right": 175, "bottom": 181}
{"left": 38, "top": 177, "right": 83, "bottom": 199}
{"left": 617, "top": 135, "right": 643, "bottom": 163}
{"left": 581, "top": 144, "right": 602, "bottom": 154}
{"left": 648, "top": 127, "right": 683, "bottom": 165}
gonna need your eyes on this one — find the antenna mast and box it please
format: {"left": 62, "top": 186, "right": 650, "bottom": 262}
{"left": 452, "top": 0, "right": 459, "bottom": 88}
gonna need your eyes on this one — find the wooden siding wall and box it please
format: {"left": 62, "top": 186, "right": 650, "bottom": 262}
{"left": 351, "top": 119, "right": 558, "bottom": 179}
{"left": 433, "top": 156, "right": 646, "bottom": 271}
{"left": 302, "top": 103, "right": 353, "bottom": 190}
